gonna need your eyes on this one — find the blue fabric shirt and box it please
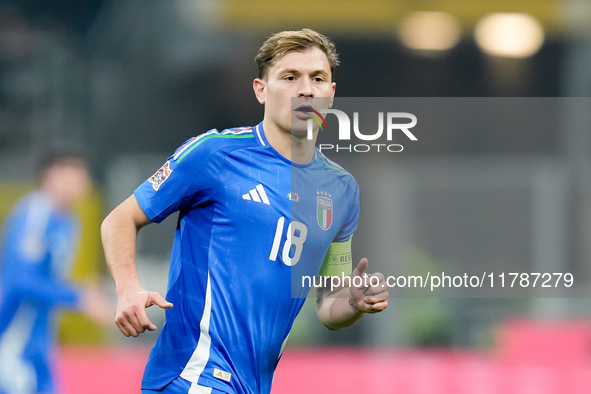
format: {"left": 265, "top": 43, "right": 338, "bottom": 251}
{"left": 0, "top": 191, "right": 80, "bottom": 394}
{"left": 135, "top": 122, "right": 360, "bottom": 394}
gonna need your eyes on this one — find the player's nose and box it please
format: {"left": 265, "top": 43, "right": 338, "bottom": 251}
{"left": 297, "top": 79, "right": 314, "bottom": 98}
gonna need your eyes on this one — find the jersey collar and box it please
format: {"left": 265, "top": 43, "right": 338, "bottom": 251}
{"left": 254, "top": 122, "right": 269, "bottom": 147}
{"left": 254, "top": 121, "right": 319, "bottom": 168}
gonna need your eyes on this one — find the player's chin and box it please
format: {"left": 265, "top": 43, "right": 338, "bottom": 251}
{"left": 289, "top": 117, "right": 309, "bottom": 134}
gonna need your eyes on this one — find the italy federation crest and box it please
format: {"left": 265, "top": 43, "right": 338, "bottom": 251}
{"left": 317, "top": 195, "right": 333, "bottom": 230}
{"left": 149, "top": 161, "right": 173, "bottom": 191}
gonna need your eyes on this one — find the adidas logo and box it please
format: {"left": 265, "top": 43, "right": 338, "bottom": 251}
{"left": 242, "top": 184, "right": 270, "bottom": 205}
{"left": 213, "top": 368, "right": 232, "bottom": 382}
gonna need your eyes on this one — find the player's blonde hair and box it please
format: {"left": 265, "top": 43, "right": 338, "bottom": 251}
{"left": 255, "top": 28, "right": 340, "bottom": 80}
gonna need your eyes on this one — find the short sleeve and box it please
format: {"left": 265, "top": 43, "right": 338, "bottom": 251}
{"left": 333, "top": 181, "right": 360, "bottom": 243}
{"left": 134, "top": 134, "right": 220, "bottom": 223}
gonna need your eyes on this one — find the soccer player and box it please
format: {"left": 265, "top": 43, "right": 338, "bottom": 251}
{"left": 101, "top": 29, "right": 389, "bottom": 394}
{"left": 0, "top": 150, "right": 109, "bottom": 394}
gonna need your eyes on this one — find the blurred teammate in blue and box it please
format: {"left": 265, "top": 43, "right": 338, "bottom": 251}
{"left": 102, "top": 29, "right": 389, "bottom": 394}
{"left": 0, "top": 150, "right": 109, "bottom": 394}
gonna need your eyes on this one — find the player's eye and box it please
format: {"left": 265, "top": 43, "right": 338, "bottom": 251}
{"left": 284, "top": 75, "right": 296, "bottom": 81}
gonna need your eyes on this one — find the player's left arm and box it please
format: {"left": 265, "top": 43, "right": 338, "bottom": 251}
{"left": 316, "top": 241, "right": 389, "bottom": 330}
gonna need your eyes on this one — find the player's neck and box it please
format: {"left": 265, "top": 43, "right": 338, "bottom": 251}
{"left": 263, "top": 119, "right": 316, "bottom": 164}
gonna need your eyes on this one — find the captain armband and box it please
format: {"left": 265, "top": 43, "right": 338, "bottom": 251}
{"left": 318, "top": 239, "right": 353, "bottom": 277}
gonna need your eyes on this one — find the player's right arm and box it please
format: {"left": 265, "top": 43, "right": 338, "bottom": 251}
{"left": 101, "top": 195, "right": 173, "bottom": 337}
{"left": 104, "top": 131, "right": 231, "bottom": 336}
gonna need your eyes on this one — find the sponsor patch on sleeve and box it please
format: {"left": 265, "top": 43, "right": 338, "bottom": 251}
{"left": 148, "top": 161, "right": 173, "bottom": 191}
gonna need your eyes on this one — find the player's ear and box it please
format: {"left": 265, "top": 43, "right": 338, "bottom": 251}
{"left": 253, "top": 78, "right": 266, "bottom": 104}
{"left": 328, "top": 82, "right": 336, "bottom": 108}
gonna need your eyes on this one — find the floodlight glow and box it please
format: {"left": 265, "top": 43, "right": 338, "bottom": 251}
{"left": 398, "top": 12, "right": 462, "bottom": 52}
{"left": 475, "top": 13, "right": 545, "bottom": 58}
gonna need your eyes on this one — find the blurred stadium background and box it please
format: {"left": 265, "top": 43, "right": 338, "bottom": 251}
{"left": 1, "top": 0, "right": 591, "bottom": 392}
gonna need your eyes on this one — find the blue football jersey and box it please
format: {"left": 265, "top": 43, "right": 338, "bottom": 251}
{"left": 0, "top": 191, "right": 81, "bottom": 394}
{"left": 134, "top": 122, "right": 360, "bottom": 394}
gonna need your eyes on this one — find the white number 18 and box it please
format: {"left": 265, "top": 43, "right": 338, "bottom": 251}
{"left": 269, "top": 217, "right": 308, "bottom": 266}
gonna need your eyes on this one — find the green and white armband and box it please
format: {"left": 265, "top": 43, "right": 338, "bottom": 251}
{"left": 318, "top": 239, "right": 352, "bottom": 277}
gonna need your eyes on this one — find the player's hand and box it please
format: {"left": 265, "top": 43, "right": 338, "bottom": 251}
{"left": 115, "top": 288, "right": 173, "bottom": 337}
{"left": 349, "top": 258, "right": 389, "bottom": 314}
